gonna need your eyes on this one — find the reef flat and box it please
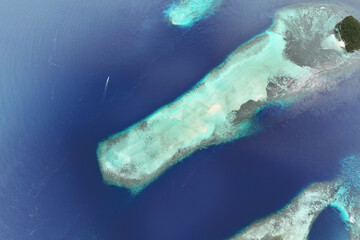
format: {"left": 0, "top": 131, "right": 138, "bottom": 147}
{"left": 230, "top": 155, "right": 360, "bottom": 240}
{"left": 97, "top": 3, "right": 360, "bottom": 192}
{"left": 165, "top": 0, "right": 223, "bottom": 26}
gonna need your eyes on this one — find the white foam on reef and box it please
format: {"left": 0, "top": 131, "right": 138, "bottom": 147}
{"left": 97, "top": 3, "right": 360, "bottom": 192}
{"left": 322, "top": 34, "right": 347, "bottom": 52}
{"left": 230, "top": 155, "right": 360, "bottom": 240}
{"left": 165, "top": 0, "right": 223, "bottom": 26}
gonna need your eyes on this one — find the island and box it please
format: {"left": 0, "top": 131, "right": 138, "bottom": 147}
{"left": 97, "top": 3, "right": 360, "bottom": 193}
{"left": 336, "top": 16, "right": 360, "bottom": 52}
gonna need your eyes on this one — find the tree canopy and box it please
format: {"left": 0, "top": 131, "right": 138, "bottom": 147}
{"left": 338, "top": 16, "right": 360, "bottom": 52}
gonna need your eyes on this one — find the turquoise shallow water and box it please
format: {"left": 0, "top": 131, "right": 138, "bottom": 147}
{"left": 98, "top": 2, "right": 360, "bottom": 196}
{"left": 1, "top": 0, "right": 360, "bottom": 239}
{"left": 165, "top": 0, "right": 224, "bottom": 26}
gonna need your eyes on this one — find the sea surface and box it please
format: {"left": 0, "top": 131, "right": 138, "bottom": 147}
{"left": 309, "top": 206, "right": 350, "bottom": 240}
{"left": 1, "top": 0, "right": 360, "bottom": 239}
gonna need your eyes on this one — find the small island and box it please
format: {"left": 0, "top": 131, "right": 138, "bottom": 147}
{"left": 336, "top": 16, "right": 360, "bottom": 52}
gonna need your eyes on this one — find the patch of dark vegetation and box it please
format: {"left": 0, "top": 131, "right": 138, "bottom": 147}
{"left": 266, "top": 75, "right": 295, "bottom": 101}
{"left": 230, "top": 100, "right": 263, "bottom": 124}
{"left": 336, "top": 16, "right": 360, "bottom": 52}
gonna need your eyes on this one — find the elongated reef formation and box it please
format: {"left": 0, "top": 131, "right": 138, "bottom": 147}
{"left": 97, "top": 3, "right": 360, "bottom": 192}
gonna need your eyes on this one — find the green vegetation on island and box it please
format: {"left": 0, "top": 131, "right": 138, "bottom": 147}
{"left": 336, "top": 16, "right": 360, "bottom": 52}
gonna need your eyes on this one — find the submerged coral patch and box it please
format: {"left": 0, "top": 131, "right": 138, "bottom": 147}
{"left": 165, "top": 0, "right": 223, "bottom": 26}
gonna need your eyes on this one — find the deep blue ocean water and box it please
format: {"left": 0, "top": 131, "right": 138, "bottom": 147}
{"left": 309, "top": 206, "right": 350, "bottom": 240}
{"left": 1, "top": 0, "right": 360, "bottom": 239}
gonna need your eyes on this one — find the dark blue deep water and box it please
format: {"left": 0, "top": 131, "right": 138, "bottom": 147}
{"left": 309, "top": 206, "right": 350, "bottom": 240}
{"left": 1, "top": 0, "right": 360, "bottom": 239}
